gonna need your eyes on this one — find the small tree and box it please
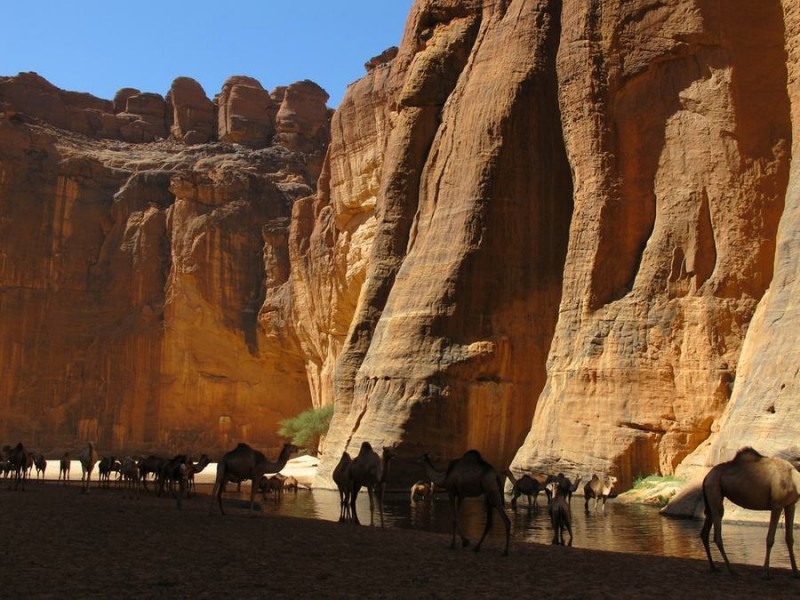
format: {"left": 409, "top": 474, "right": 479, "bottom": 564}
{"left": 278, "top": 405, "right": 334, "bottom": 455}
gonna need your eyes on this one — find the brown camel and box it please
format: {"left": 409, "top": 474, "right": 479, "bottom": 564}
{"left": 209, "top": 442, "right": 298, "bottom": 515}
{"left": 332, "top": 451, "right": 352, "bottom": 523}
{"left": 33, "top": 454, "right": 47, "bottom": 481}
{"left": 138, "top": 455, "right": 166, "bottom": 492}
{"left": 58, "top": 452, "right": 70, "bottom": 485}
{"left": 9, "top": 443, "right": 28, "bottom": 491}
{"left": 78, "top": 442, "right": 99, "bottom": 493}
{"left": 701, "top": 447, "right": 800, "bottom": 579}
{"left": 186, "top": 454, "right": 211, "bottom": 497}
{"left": 348, "top": 442, "right": 395, "bottom": 527}
{"left": 283, "top": 476, "right": 299, "bottom": 493}
{"left": 259, "top": 474, "right": 285, "bottom": 501}
{"left": 423, "top": 450, "right": 511, "bottom": 556}
{"left": 119, "top": 456, "right": 142, "bottom": 499}
{"left": 549, "top": 477, "right": 573, "bottom": 546}
{"left": 410, "top": 480, "right": 433, "bottom": 503}
{"left": 584, "top": 473, "right": 617, "bottom": 513}
{"left": 503, "top": 469, "right": 550, "bottom": 511}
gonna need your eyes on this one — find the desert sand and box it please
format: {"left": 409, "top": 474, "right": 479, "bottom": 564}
{"left": 1, "top": 478, "right": 798, "bottom": 599}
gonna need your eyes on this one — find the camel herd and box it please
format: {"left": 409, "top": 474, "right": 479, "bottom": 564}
{"left": 4, "top": 438, "right": 800, "bottom": 578}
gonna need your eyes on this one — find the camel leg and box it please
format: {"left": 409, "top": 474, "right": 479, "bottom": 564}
{"left": 784, "top": 504, "right": 798, "bottom": 577}
{"left": 763, "top": 507, "right": 782, "bottom": 579}
{"left": 378, "top": 482, "right": 386, "bottom": 528}
{"left": 700, "top": 512, "right": 718, "bottom": 572}
{"left": 367, "top": 487, "right": 375, "bottom": 527}
{"left": 350, "top": 485, "right": 361, "bottom": 525}
{"left": 450, "top": 495, "right": 469, "bottom": 549}
{"left": 711, "top": 509, "right": 735, "bottom": 575}
{"left": 474, "top": 501, "right": 494, "bottom": 553}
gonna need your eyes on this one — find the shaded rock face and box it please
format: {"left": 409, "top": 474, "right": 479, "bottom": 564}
{"left": 0, "top": 74, "right": 328, "bottom": 455}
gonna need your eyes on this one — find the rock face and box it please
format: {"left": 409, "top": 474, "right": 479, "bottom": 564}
{"left": 299, "top": 0, "right": 797, "bottom": 489}
{"left": 0, "top": 73, "right": 330, "bottom": 455}
{"left": 2, "top": 0, "right": 799, "bottom": 492}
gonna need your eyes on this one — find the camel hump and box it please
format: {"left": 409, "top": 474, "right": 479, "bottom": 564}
{"left": 235, "top": 443, "right": 251, "bottom": 450}
{"left": 733, "top": 447, "right": 764, "bottom": 462}
{"left": 358, "top": 441, "right": 373, "bottom": 455}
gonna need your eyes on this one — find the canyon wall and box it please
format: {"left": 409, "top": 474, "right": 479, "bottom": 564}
{"left": 2, "top": 0, "right": 798, "bottom": 490}
{"left": 0, "top": 73, "right": 329, "bottom": 455}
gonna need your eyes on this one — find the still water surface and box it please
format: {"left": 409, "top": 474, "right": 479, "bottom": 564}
{"left": 213, "top": 487, "right": 797, "bottom": 570}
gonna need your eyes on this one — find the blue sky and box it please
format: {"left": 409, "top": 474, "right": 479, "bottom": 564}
{"left": 1, "top": 1, "right": 414, "bottom": 107}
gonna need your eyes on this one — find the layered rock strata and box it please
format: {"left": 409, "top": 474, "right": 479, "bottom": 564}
{"left": 0, "top": 73, "right": 330, "bottom": 455}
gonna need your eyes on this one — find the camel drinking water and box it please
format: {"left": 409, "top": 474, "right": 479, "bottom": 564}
{"left": 209, "top": 442, "right": 298, "bottom": 515}
{"left": 701, "top": 447, "right": 800, "bottom": 579}
{"left": 503, "top": 469, "right": 550, "bottom": 512}
{"left": 423, "top": 450, "right": 511, "bottom": 556}
{"left": 584, "top": 474, "right": 617, "bottom": 513}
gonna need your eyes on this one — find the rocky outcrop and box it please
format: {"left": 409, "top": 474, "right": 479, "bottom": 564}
{"left": 0, "top": 73, "right": 329, "bottom": 455}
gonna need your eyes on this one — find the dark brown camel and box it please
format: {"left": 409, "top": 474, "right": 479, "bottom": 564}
{"left": 549, "top": 477, "right": 573, "bottom": 545}
{"left": 584, "top": 473, "right": 617, "bottom": 513}
{"left": 332, "top": 451, "right": 352, "bottom": 523}
{"left": 553, "top": 472, "right": 582, "bottom": 504}
{"left": 701, "top": 447, "right": 800, "bottom": 579}
{"left": 348, "top": 442, "right": 395, "bottom": 527}
{"left": 186, "top": 454, "right": 211, "bottom": 497}
{"left": 138, "top": 455, "right": 166, "bottom": 492}
{"left": 33, "top": 454, "right": 47, "bottom": 480}
{"left": 209, "top": 442, "right": 298, "bottom": 515}
{"left": 503, "top": 469, "right": 550, "bottom": 511}
{"left": 119, "top": 456, "right": 142, "bottom": 499}
{"left": 423, "top": 450, "right": 511, "bottom": 556}
{"left": 9, "top": 443, "right": 28, "bottom": 491}
{"left": 58, "top": 452, "right": 70, "bottom": 485}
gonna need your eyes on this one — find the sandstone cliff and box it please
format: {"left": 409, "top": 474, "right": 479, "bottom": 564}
{"left": 0, "top": 73, "right": 330, "bottom": 455}
{"left": 303, "top": 0, "right": 797, "bottom": 489}
{"left": 2, "top": 0, "right": 798, "bottom": 492}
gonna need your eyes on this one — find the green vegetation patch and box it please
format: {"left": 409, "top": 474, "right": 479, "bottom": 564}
{"left": 278, "top": 405, "right": 334, "bottom": 453}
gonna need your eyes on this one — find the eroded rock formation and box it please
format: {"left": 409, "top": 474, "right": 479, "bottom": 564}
{"left": 0, "top": 73, "right": 330, "bottom": 455}
{"left": 2, "top": 0, "right": 798, "bottom": 492}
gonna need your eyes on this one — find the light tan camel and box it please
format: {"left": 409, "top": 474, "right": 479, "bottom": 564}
{"left": 701, "top": 447, "right": 800, "bottom": 579}
{"left": 583, "top": 473, "right": 617, "bottom": 513}
{"left": 410, "top": 480, "right": 433, "bottom": 503}
{"left": 423, "top": 450, "right": 511, "bottom": 556}
{"left": 209, "top": 442, "right": 298, "bottom": 515}
{"left": 58, "top": 452, "right": 70, "bottom": 485}
{"left": 78, "top": 442, "right": 98, "bottom": 493}
{"left": 283, "top": 476, "right": 299, "bottom": 493}
{"left": 348, "top": 442, "right": 396, "bottom": 527}
{"left": 333, "top": 451, "right": 352, "bottom": 523}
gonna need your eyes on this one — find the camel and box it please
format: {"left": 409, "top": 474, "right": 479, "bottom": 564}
{"left": 119, "top": 456, "right": 141, "bottom": 499}
{"left": 348, "top": 443, "right": 396, "bottom": 527}
{"left": 139, "top": 455, "right": 166, "bottom": 492}
{"left": 259, "top": 474, "right": 285, "bottom": 501}
{"left": 584, "top": 473, "right": 617, "bottom": 513}
{"left": 33, "top": 454, "right": 47, "bottom": 480}
{"left": 58, "top": 452, "right": 70, "bottom": 485}
{"left": 283, "top": 476, "right": 299, "bottom": 493}
{"left": 410, "top": 480, "right": 434, "bottom": 503}
{"left": 209, "top": 442, "right": 298, "bottom": 515}
{"left": 158, "top": 455, "right": 189, "bottom": 496}
{"left": 552, "top": 472, "right": 582, "bottom": 504}
{"left": 549, "top": 477, "right": 573, "bottom": 546}
{"left": 186, "top": 454, "right": 211, "bottom": 497}
{"left": 78, "top": 442, "right": 99, "bottom": 493}
{"left": 332, "top": 451, "right": 352, "bottom": 523}
{"left": 423, "top": 450, "right": 511, "bottom": 556}
{"left": 98, "top": 456, "right": 120, "bottom": 488}
{"left": 701, "top": 447, "right": 800, "bottom": 579}
{"left": 9, "top": 443, "right": 28, "bottom": 491}
{"left": 503, "top": 469, "right": 550, "bottom": 511}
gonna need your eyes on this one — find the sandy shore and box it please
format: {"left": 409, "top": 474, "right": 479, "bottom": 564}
{"left": 0, "top": 481, "right": 797, "bottom": 599}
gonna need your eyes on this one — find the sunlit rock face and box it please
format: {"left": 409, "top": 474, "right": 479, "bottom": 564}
{"left": 0, "top": 73, "right": 329, "bottom": 455}
{"left": 307, "top": 0, "right": 573, "bottom": 485}
{"left": 511, "top": 0, "right": 791, "bottom": 490}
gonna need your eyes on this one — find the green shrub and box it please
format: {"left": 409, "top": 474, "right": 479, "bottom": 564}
{"left": 278, "top": 405, "right": 334, "bottom": 453}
